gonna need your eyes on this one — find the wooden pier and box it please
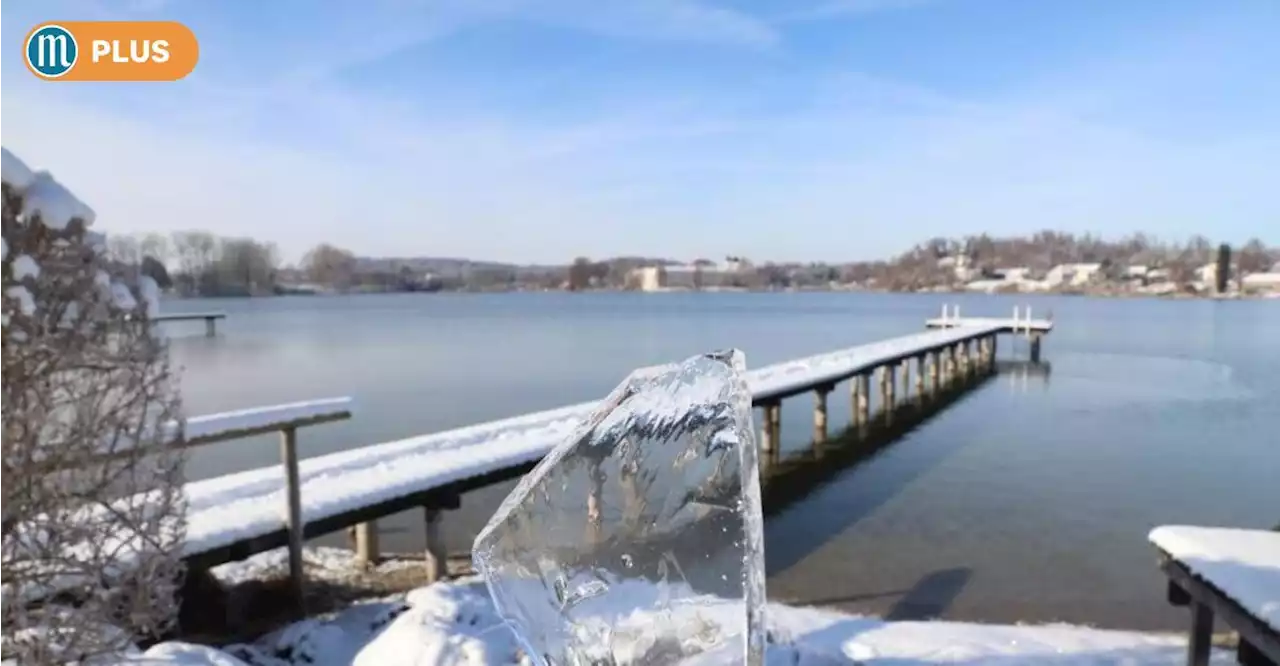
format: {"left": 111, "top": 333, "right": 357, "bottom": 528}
{"left": 41, "top": 308, "right": 1054, "bottom": 609}
{"left": 926, "top": 305, "right": 1053, "bottom": 362}
{"left": 153, "top": 311, "right": 227, "bottom": 337}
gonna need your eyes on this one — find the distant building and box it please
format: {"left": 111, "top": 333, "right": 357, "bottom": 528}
{"left": 626, "top": 266, "right": 664, "bottom": 292}
{"left": 1045, "top": 263, "right": 1102, "bottom": 287}
{"left": 1242, "top": 271, "right": 1280, "bottom": 292}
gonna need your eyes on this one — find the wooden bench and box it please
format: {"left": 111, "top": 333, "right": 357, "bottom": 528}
{"left": 1151, "top": 525, "right": 1280, "bottom": 666}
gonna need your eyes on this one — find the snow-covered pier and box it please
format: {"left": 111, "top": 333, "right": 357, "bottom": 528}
{"left": 154, "top": 310, "right": 227, "bottom": 336}
{"left": 176, "top": 314, "right": 1051, "bottom": 603}
{"left": 926, "top": 303, "right": 1054, "bottom": 361}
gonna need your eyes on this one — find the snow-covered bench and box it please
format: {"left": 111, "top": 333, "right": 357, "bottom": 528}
{"left": 1150, "top": 525, "right": 1280, "bottom": 666}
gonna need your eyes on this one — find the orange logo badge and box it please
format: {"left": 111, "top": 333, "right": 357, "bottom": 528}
{"left": 24, "top": 21, "right": 198, "bottom": 81}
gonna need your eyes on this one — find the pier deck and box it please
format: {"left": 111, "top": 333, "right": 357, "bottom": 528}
{"left": 31, "top": 310, "right": 1053, "bottom": 609}
{"left": 182, "top": 322, "right": 1011, "bottom": 568}
{"left": 153, "top": 311, "right": 227, "bottom": 336}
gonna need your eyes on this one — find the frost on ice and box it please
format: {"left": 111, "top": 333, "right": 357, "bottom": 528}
{"left": 473, "top": 350, "right": 766, "bottom": 666}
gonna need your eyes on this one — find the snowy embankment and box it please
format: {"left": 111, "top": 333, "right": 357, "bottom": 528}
{"left": 94, "top": 548, "right": 1224, "bottom": 666}
{"left": 184, "top": 325, "right": 1005, "bottom": 558}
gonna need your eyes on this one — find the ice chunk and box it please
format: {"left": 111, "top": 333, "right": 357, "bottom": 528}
{"left": 473, "top": 349, "right": 766, "bottom": 666}
{"left": 21, "top": 172, "right": 95, "bottom": 229}
{"left": 1, "top": 147, "right": 36, "bottom": 190}
{"left": 11, "top": 254, "right": 40, "bottom": 281}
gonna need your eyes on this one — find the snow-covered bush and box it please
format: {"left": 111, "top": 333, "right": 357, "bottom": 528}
{"left": 1, "top": 148, "right": 187, "bottom": 664}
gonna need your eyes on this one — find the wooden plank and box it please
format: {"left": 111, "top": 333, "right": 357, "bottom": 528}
{"left": 1159, "top": 553, "right": 1280, "bottom": 664}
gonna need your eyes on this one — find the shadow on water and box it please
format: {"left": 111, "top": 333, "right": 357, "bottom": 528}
{"left": 761, "top": 361, "right": 1049, "bottom": 578}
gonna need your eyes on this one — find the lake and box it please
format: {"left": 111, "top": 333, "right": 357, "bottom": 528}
{"left": 162, "top": 292, "right": 1279, "bottom": 631}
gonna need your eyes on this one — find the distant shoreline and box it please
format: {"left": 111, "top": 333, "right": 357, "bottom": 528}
{"left": 167, "top": 286, "right": 1280, "bottom": 301}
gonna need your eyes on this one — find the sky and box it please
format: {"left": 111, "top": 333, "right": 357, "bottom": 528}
{"left": 2, "top": 0, "right": 1277, "bottom": 264}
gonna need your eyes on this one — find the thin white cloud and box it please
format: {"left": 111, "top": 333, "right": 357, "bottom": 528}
{"left": 780, "top": 0, "right": 947, "bottom": 21}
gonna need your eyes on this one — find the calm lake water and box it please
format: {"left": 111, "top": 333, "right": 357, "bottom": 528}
{"left": 163, "top": 292, "right": 1279, "bottom": 631}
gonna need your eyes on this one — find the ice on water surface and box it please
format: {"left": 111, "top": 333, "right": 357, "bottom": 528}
{"left": 473, "top": 350, "right": 766, "bottom": 666}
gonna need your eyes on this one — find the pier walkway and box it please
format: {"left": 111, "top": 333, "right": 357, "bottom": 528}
{"left": 154, "top": 311, "right": 227, "bottom": 336}
{"left": 177, "top": 312, "right": 1045, "bottom": 599}
{"left": 29, "top": 309, "right": 1052, "bottom": 610}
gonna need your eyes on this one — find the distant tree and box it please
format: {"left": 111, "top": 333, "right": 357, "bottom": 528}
{"left": 568, "top": 257, "right": 592, "bottom": 291}
{"left": 2, "top": 155, "right": 186, "bottom": 663}
{"left": 1215, "top": 244, "right": 1232, "bottom": 293}
{"left": 139, "top": 233, "right": 170, "bottom": 265}
{"left": 140, "top": 255, "right": 173, "bottom": 289}
{"left": 106, "top": 233, "right": 142, "bottom": 267}
{"left": 170, "top": 230, "right": 218, "bottom": 295}
{"left": 1238, "top": 238, "right": 1270, "bottom": 275}
{"left": 301, "top": 243, "right": 356, "bottom": 288}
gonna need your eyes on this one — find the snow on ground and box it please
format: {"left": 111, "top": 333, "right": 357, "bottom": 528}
{"left": 1149, "top": 525, "right": 1280, "bottom": 631}
{"left": 103, "top": 567, "right": 1225, "bottom": 665}
{"left": 182, "top": 325, "right": 1005, "bottom": 558}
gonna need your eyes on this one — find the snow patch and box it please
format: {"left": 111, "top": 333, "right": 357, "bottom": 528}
{"left": 108, "top": 576, "right": 1225, "bottom": 665}
{"left": 11, "top": 254, "right": 40, "bottom": 280}
{"left": 139, "top": 275, "right": 160, "bottom": 318}
{"left": 110, "top": 280, "right": 138, "bottom": 311}
{"left": 6, "top": 285, "right": 36, "bottom": 316}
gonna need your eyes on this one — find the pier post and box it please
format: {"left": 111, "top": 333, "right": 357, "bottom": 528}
{"left": 813, "top": 387, "right": 830, "bottom": 444}
{"left": 914, "top": 355, "right": 925, "bottom": 398}
{"left": 761, "top": 402, "right": 781, "bottom": 452}
{"left": 1030, "top": 333, "right": 1043, "bottom": 364}
{"left": 990, "top": 334, "right": 998, "bottom": 368}
{"left": 279, "top": 426, "right": 305, "bottom": 613}
{"left": 423, "top": 507, "right": 446, "bottom": 583}
{"left": 883, "top": 364, "right": 896, "bottom": 411}
{"left": 854, "top": 373, "right": 870, "bottom": 424}
{"left": 353, "top": 522, "right": 380, "bottom": 567}
{"left": 205, "top": 317, "right": 216, "bottom": 337}
{"left": 927, "top": 351, "right": 939, "bottom": 393}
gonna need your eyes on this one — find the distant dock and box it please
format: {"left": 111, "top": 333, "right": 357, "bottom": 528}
{"left": 153, "top": 311, "right": 226, "bottom": 337}
{"left": 926, "top": 305, "right": 1053, "bottom": 361}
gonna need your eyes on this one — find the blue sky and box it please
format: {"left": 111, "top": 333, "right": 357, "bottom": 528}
{"left": 3, "top": 0, "right": 1277, "bottom": 264}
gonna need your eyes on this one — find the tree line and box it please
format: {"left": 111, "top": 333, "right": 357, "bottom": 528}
{"left": 105, "top": 231, "right": 279, "bottom": 297}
